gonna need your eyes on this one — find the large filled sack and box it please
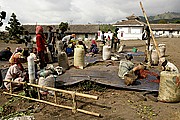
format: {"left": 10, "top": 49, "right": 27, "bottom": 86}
{"left": 151, "top": 49, "right": 159, "bottom": 65}
{"left": 46, "top": 47, "right": 53, "bottom": 63}
{"left": 56, "top": 40, "right": 64, "bottom": 53}
{"left": 74, "top": 45, "right": 85, "bottom": 69}
{"left": 158, "top": 71, "right": 180, "bottom": 102}
{"left": 102, "top": 45, "right": 111, "bottom": 60}
{"left": 57, "top": 51, "right": 69, "bottom": 71}
{"left": 38, "top": 75, "right": 55, "bottom": 93}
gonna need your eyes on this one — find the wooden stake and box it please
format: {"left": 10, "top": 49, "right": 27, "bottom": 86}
{"left": 71, "top": 91, "right": 77, "bottom": 113}
{"left": 54, "top": 91, "right": 57, "bottom": 104}
{"left": 140, "top": 1, "right": 161, "bottom": 58}
{"left": 37, "top": 88, "right": 41, "bottom": 100}
{"left": 3, "top": 92, "right": 100, "bottom": 117}
{"left": 10, "top": 80, "right": 12, "bottom": 94}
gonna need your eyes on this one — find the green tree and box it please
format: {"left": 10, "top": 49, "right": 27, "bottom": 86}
{"left": 59, "top": 22, "right": 68, "bottom": 33}
{"left": 158, "top": 19, "right": 167, "bottom": 24}
{"left": 5, "top": 13, "right": 24, "bottom": 39}
{"left": 100, "top": 24, "right": 116, "bottom": 33}
{"left": 175, "top": 20, "right": 180, "bottom": 24}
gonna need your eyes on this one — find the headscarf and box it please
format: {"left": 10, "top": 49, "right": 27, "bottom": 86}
{"left": 9, "top": 52, "right": 23, "bottom": 64}
{"left": 9, "top": 52, "right": 24, "bottom": 71}
{"left": 91, "top": 39, "right": 97, "bottom": 45}
{"left": 36, "top": 25, "right": 43, "bottom": 34}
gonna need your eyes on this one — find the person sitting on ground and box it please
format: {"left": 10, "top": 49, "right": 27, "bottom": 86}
{"left": 0, "top": 47, "right": 12, "bottom": 61}
{"left": 159, "top": 57, "right": 179, "bottom": 73}
{"left": 4, "top": 52, "right": 27, "bottom": 90}
{"left": 118, "top": 54, "right": 145, "bottom": 85}
{"left": 90, "top": 39, "right": 99, "bottom": 54}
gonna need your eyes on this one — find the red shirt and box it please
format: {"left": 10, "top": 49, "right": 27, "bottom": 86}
{"left": 36, "top": 34, "right": 46, "bottom": 52}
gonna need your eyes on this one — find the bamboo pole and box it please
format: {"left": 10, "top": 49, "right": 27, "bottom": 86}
{"left": 3, "top": 80, "right": 99, "bottom": 100}
{"left": 140, "top": 1, "right": 161, "bottom": 58}
{"left": 3, "top": 92, "right": 100, "bottom": 117}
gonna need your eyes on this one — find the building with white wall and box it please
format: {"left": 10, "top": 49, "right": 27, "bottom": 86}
{"left": 113, "top": 15, "right": 145, "bottom": 40}
{"left": 151, "top": 24, "right": 180, "bottom": 38}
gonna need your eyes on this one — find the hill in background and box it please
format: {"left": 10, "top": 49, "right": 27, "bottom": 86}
{"left": 139, "top": 12, "right": 180, "bottom": 23}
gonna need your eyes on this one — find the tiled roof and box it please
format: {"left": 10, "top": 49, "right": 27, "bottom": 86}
{"left": 150, "top": 24, "right": 180, "bottom": 30}
{"left": 22, "top": 25, "right": 59, "bottom": 33}
{"left": 113, "top": 19, "right": 145, "bottom": 26}
{"left": 22, "top": 24, "right": 99, "bottom": 34}
{"left": 65, "top": 24, "right": 99, "bottom": 34}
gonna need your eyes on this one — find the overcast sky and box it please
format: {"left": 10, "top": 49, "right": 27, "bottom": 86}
{"left": 0, "top": 0, "right": 179, "bottom": 31}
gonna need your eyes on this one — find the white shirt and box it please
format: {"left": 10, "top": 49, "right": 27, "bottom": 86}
{"left": 62, "top": 35, "right": 71, "bottom": 44}
{"left": 165, "top": 61, "right": 179, "bottom": 73}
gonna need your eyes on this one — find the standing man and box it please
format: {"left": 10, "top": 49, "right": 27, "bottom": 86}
{"left": 142, "top": 25, "right": 151, "bottom": 65}
{"left": 47, "top": 26, "right": 54, "bottom": 58}
{"left": 112, "top": 32, "right": 119, "bottom": 52}
{"left": 24, "top": 31, "right": 33, "bottom": 53}
{"left": 54, "top": 29, "right": 61, "bottom": 41}
{"left": 24, "top": 31, "right": 31, "bottom": 47}
{"left": 101, "top": 31, "right": 105, "bottom": 45}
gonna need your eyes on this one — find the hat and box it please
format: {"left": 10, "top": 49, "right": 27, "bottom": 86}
{"left": 125, "top": 54, "right": 133, "bottom": 60}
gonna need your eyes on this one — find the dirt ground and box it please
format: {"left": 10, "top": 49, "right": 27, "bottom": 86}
{"left": 0, "top": 37, "right": 180, "bottom": 120}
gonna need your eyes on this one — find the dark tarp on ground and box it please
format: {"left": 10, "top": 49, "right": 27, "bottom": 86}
{"left": 56, "top": 66, "right": 159, "bottom": 92}
{"left": 55, "top": 51, "right": 159, "bottom": 92}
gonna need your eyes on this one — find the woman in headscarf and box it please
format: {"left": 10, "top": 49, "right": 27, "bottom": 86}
{"left": 4, "top": 52, "right": 25, "bottom": 90}
{"left": 90, "top": 39, "right": 98, "bottom": 54}
{"left": 36, "top": 26, "right": 47, "bottom": 69}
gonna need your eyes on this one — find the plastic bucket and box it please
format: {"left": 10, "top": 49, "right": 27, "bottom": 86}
{"left": 132, "top": 47, "right": 137, "bottom": 53}
{"left": 66, "top": 48, "right": 72, "bottom": 54}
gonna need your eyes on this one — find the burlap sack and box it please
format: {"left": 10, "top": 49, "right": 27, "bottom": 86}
{"left": 158, "top": 71, "right": 180, "bottom": 102}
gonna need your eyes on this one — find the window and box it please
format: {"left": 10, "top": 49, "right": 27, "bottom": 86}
{"left": 85, "top": 34, "right": 88, "bottom": 38}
